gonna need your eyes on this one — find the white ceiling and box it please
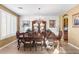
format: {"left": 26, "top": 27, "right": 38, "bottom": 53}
{"left": 4, "top": 4, "right": 77, "bottom": 16}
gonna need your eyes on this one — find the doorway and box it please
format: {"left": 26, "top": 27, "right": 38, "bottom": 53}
{"left": 63, "top": 14, "right": 68, "bottom": 42}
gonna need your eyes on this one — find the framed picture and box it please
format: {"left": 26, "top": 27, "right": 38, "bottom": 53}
{"left": 72, "top": 13, "right": 79, "bottom": 27}
{"left": 22, "top": 20, "right": 30, "bottom": 27}
{"left": 49, "top": 20, "right": 56, "bottom": 28}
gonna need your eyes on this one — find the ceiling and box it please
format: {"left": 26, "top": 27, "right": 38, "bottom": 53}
{"left": 4, "top": 4, "right": 77, "bottom": 16}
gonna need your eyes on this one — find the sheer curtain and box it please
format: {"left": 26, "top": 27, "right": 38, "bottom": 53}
{"left": 0, "top": 9, "right": 17, "bottom": 40}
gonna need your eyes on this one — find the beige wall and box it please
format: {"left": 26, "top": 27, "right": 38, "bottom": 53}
{"left": 59, "top": 16, "right": 63, "bottom": 31}
{"left": 65, "top": 5, "right": 79, "bottom": 47}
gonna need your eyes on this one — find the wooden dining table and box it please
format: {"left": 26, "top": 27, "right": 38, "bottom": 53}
{"left": 16, "top": 31, "right": 59, "bottom": 51}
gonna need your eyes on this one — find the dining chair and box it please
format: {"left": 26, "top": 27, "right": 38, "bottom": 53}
{"left": 16, "top": 31, "right": 24, "bottom": 50}
{"left": 34, "top": 32, "right": 44, "bottom": 51}
{"left": 57, "top": 31, "right": 62, "bottom": 41}
{"left": 45, "top": 31, "right": 58, "bottom": 50}
{"left": 57, "top": 31, "right": 62, "bottom": 47}
{"left": 23, "top": 32, "right": 33, "bottom": 51}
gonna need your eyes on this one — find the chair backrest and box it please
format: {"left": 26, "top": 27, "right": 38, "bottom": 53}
{"left": 24, "top": 33, "right": 28, "bottom": 38}
{"left": 16, "top": 31, "right": 20, "bottom": 39}
{"left": 40, "top": 31, "right": 46, "bottom": 37}
{"left": 46, "top": 31, "right": 51, "bottom": 38}
{"left": 47, "top": 32, "right": 57, "bottom": 42}
{"left": 33, "top": 31, "right": 37, "bottom": 36}
{"left": 18, "top": 33, "right": 24, "bottom": 39}
{"left": 16, "top": 31, "right": 24, "bottom": 40}
{"left": 33, "top": 32, "right": 44, "bottom": 42}
{"left": 57, "top": 31, "right": 62, "bottom": 40}
{"left": 28, "top": 32, "right": 33, "bottom": 37}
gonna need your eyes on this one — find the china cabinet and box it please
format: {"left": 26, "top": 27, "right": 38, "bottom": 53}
{"left": 32, "top": 20, "right": 46, "bottom": 32}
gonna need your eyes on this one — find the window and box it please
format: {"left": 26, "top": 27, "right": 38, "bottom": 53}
{"left": 0, "top": 9, "right": 17, "bottom": 40}
{"left": 1, "top": 10, "right": 7, "bottom": 39}
{"left": 6, "top": 12, "right": 11, "bottom": 36}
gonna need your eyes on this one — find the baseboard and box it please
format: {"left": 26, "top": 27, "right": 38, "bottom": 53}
{"left": 68, "top": 43, "right": 79, "bottom": 50}
{"left": 0, "top": 40, "right": 16, "bottom": 50}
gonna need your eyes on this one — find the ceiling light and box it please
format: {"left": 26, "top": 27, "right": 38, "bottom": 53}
{"left": 18, "top": 7, "right": 23, "bottom": 9}
{"left": 38, "top": 8, "right": 40, "bottom": 10}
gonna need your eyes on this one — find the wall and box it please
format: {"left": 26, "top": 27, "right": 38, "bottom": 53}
{"left": 59, "top": 16, "right": 64, "bottom": 41}
{"left": 20, "top": 16, "right": 59, "bottom": 35}
{"left": 65, "top": 5, "right": 79, "bottom": 47}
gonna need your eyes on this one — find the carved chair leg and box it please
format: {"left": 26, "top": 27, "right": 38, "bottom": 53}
{"left": 17, "top": 40, "right": 20, "bottom": 50}
{"left": 41, "top": 42, "right": 43, "bottom": 51}
{"left": 30, "top": 42, "right": 32, "bottom": 51}
{"left": 24, "top": 43, "right": 26, "bottom": 51}
{"left": 35, "top": 42, "right": 37, "bottom": 51}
